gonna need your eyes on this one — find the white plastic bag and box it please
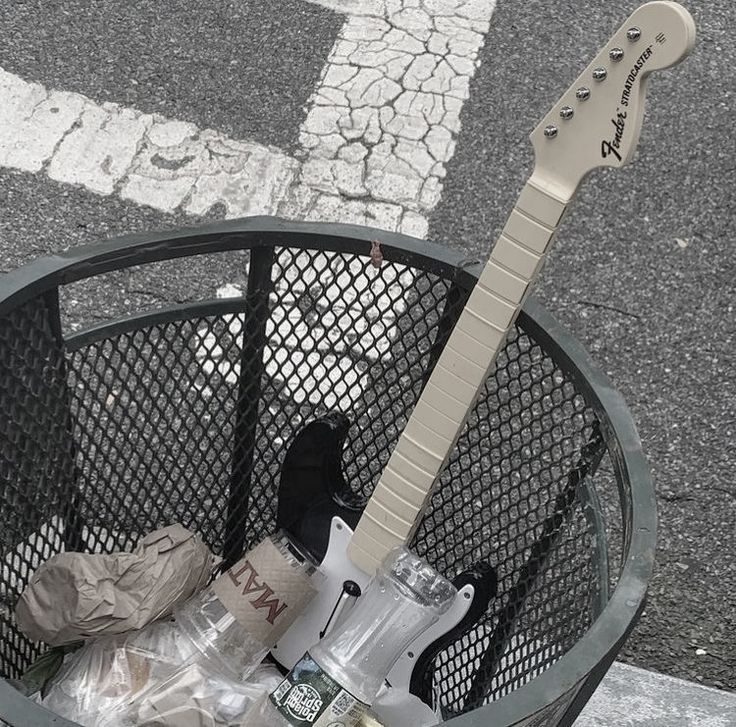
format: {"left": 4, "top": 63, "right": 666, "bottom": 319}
{"left": 371, "top": 685, "right": 442, "bottom": 726}
{"left": 39, "top": 619, "right": 196, "bottom": 726}
{"left": 114, "top": 663, "right": 283, "bottom": 727}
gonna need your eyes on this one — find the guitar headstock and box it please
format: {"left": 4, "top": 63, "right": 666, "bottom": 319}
{"left": 530, "top": 1, "right": 696, "bottom": 196}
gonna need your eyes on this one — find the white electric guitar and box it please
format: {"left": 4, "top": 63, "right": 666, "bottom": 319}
{"left": 272, "top": 0, "right": 696, "bottom": 689}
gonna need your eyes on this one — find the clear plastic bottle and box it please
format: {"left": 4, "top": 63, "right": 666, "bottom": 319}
{"left": 242, "top": 546, "right": 456, "bottom": 727}
{"left": 171, "top": 531, "right": 318, "bottom": 680}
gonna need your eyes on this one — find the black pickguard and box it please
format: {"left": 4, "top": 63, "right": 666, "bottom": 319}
{"left": 409, "top": 562, "right": 497, "bottom": 708}
{"left": 276, "top": 412, "right": 365, "bottom": 563}
{"left": 277, "top": 413, "right": 498, "bottom": 706}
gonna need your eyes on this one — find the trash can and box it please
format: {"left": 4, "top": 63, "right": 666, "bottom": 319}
{"left": 0, "top": 217, "right": 655, "bottom": 726}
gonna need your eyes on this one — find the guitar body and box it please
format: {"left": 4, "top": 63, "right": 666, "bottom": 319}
{"left": 276, "top": 412, "right": 363, "bottom": 562}
{"left": 274, "top": 415, "right": 497, "bottom": 698}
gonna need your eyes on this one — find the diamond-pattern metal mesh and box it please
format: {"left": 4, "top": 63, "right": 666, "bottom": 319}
{"left": 0, "top": 294, "right": 76, "bottom": 679}
{"left": 0, "top": 242, "right": 622, "bottom": 723}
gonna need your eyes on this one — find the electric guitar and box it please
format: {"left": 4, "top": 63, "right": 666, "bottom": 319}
{"left": 271, "top": 0, "right": 696, "bottom": 689}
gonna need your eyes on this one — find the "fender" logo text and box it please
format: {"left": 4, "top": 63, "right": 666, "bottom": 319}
{"left": 601, "top": 109, "right": 627, "bottom": 162}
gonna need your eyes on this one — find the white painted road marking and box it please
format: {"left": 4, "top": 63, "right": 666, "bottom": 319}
{"left": 0, "top": 0, "right": 496, "bottom": 232}
{"left": 0, "top": 68, "right": 299, "bottom": 217}
{"left": 296, "top": 0, "right": 497, "bottom": 238}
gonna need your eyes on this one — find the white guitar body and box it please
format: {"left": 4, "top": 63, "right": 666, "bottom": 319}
{"left": 273, "top": 517, "right": 474, "bottom": 689}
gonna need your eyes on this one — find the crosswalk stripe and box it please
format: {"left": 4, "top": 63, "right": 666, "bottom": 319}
{"left": 0, "top": 67, "right": 298, "bottom": 217}
{"left": 294, "top": 0, "right": 497, "bottom": 238}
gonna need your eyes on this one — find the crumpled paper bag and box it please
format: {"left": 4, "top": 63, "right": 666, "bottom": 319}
{"left": 16, "top": 524, "right": 216, "bottom": 645}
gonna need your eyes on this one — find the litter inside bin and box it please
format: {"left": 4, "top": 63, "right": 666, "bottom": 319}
{"left": 38, "top": 619, "right": 193, "bottom": 725}
{"left": 113, "top": 662, "right": 283, "bottom": 727}
{"left": 26, "top": 528, "right": 318, "bottom": 725}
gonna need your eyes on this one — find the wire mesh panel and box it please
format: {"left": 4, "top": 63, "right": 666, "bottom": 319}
{"left": 0, "top": 221, "right": 654, "bottom": 727}
{"left": 0, "top": 293, "right": 77, "bottom": 680}
{"left": 67, "top": 311, "right": 244, "bottom": 553}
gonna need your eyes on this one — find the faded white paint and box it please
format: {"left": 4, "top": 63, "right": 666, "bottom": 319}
{"left": 122, "top": 123, "right": 298, "bottom": 217}
{"left": 48, "top": 101, "right": 154, "bottom": 196}
{"left": 292, "top": 0, "right": 497, "bottom": 238}
{"left": 0, "top": 66, "right": 298, "bottom": 217}
{"left": 0, "top": 0, "right": 496, "bottom": 234}
{"left": 0, "top": 72, "right": 88, "bottom": 173}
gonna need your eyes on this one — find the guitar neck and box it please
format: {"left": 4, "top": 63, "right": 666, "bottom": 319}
{"left": 346, "top": 0, "right": 697, "bottom": 573}
{"left": 348, "top": 173, "right": 572, "bottom": 573}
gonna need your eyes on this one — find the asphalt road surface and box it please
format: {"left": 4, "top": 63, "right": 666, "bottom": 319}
{"left": 0, "top": 0, "right": 733, "bottom": 695}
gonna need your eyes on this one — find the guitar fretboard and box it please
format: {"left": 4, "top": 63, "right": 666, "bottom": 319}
{"left": 348, "top": 177, "right": 571, "bottom": 574}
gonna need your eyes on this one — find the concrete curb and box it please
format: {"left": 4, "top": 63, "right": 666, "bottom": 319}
{"left": 576, "top": 662, "right": 736, "bottom": 726}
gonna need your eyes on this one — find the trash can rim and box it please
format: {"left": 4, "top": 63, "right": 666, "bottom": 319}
{"left": 0, "top": 216, "right": 475, "bottom": 318}
{"left": 0, "top": 216, "right": 656, "bottom": 727}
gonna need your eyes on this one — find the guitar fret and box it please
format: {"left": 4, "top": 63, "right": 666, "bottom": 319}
{"left": 439, "top": 347, "right": 488, "bottom": 387}
{"left": 403, "top": 415, "right": 455, "bottom": 458}
{"left": 478, "top": 261, "right": 529, "bottom": 305}
{"left": 372, "top": 487, "right": 420, "bottom": 523}
{"left": 410, "top": 402, "right": 464, "bottom": 444}
{"left": 365, "top": 499, "right": 413, "bottom": 531}
{"left": 420, "top": 382, "right": 475, "bottom": 424}
{"left": 459, "top": 309, "right": 507, "bottom": 349}
{"left": 377, "top": 467, "right": 428, "bottom": 509}
{"left": 435, "top": 361, "right": 482, "bottom": 397}
{"left": 504, "top": 208, "right": 555, "bottom": 254}
{"left": 359, "top": 508, "right": 413, "bottom": 547}
{"left": 401, "top": 430, "right": 445, "bottom": 471}
{"left": 445, "top": 328, "right": 494, "bottom": 363}
{"left": 517, "top": 180, "right": 567, "bottom": 226}
{"left": 391, "top": 449, "right": 436, "bottom": 483}
{"left": 490, "top": 235, "right": 544, "bottom": 280}
{"left": 469, "top": 284, "right": 518, "bottom": 330}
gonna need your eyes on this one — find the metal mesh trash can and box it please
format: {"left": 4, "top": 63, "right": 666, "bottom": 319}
{"left": 0, "top": 218, "right": 655, "bottom": 726}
